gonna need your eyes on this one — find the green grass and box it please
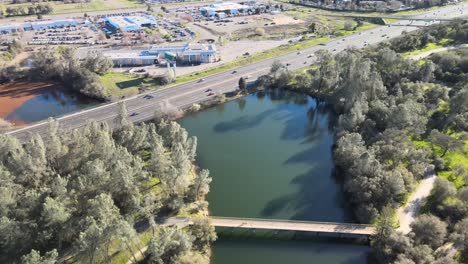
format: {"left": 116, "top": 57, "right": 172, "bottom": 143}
{"left": 0, "top": 0, "right": 144, "bottom": 16}
{"left": 100, "top": 72, "right": 160, "bottom": 98}
{"left": 401, "top": 42, "right": 444, "bottom": 57}
{"left": 414, "top": 135, "right": 468, "bottom": 188}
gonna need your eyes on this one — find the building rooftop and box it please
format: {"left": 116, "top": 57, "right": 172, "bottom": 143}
{"left": 125, "top": 15, "right": 157, "bottom": 26}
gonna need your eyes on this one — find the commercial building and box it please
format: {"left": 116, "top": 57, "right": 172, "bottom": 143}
{"left": 104, "top": 43, "right": 218, "bottom": 67}
{"left": 200, "top": 1, "right": 253, "bottom": 17}
{"left": 104, "top": 50, "right": 159, "bottom": 67}
{"left": 0, "top": 19, "right": 79, "bottom": 34}
{"left": 149, "top": 43, "right": 218, "bottom": 64}
{"left": 104, "top": 15, "right": 157, "bottom": 32}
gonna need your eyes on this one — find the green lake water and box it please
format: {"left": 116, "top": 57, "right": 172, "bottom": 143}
{"left": 179, "top": 90, "right": 369, "bottom": 264}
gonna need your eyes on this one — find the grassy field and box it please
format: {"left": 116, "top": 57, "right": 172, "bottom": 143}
{"left": 100, "top": 72, "right": 161, "bottom": 98}
{"left": 0, "top": 0, "right": 144, "bottom": 16}
{"left": 414, "top": 134, "right": 468, "bottom": 188}
{"left": 401, "top": 42, "right": 444, "bottom": 57}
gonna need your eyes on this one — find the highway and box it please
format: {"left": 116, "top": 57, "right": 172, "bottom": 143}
{"left": 6, "top": 3, "right": 467, "bottom": 141}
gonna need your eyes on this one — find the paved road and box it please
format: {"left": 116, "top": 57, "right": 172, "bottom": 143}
{"left": 6, "top": 3, "right": 468, "bottom": 141}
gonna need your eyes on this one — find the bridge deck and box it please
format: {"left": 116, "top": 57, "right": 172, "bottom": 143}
{"left": 206, "top": 217, "right": 376, "bottom": 236}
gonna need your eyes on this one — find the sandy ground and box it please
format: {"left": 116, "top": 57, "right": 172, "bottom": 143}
{"left": 396, "top": 172, "right": 437, "bottom": 234}
{"left": 198, "top": 13, "right": 305, "bottom": 37}
{"left": 0, "top": 81, "right": 61, "bottom": 125}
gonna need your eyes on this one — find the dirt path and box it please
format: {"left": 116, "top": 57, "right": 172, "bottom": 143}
{"left": 396, "top": 172, "right": 437, "bottom": 234}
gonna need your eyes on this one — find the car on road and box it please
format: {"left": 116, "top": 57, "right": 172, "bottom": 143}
{"left": 297, "top": 51, "right": 302, "bottom": 55}
{"left": 307, "top": 54, "right": 313, "bottom": 58}
{"left": 232, "top": 70, "right": 237, "bottom": 74}
{"left": 205, "top": 88, "right": 213, "bottom": 92}
{"left": 207, "top": 92, "right": 214, "bottom": 96}
{"left": 198, "top": 78, "right": 205, "bottom": 83}
{"left": 143, "top": 95, "right": 154, "bottom": 99}
{"left": 130, "top": 112, "right": 139, "bottom": 117}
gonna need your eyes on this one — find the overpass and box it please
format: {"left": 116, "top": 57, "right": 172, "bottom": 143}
{"left": 166, "top": 217, "right": 376, "bottom": 238}
{"left": 326, "top": 14, "right": 466, "bottom": 22}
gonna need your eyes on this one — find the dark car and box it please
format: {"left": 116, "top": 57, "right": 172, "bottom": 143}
{"left": 130, "top": 112, "right": 139, "bottom": 117}
{"left": 205, "top": 88, "right": 213, "bottom": 92}
{"left": 207, "top": 92, "right": 214, "bottom": 96}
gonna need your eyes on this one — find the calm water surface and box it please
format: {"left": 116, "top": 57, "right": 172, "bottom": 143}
{"left": 179, "top": 90, "right": 369, "bottom": 264}
{"left": 5, "top": 89, "right": 95, "bottom": 124}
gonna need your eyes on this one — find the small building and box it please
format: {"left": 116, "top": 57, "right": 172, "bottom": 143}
{"left": 149, "top": 43, "right": 218, "bottom": 64}
{"left": 104, "top": 50, "right": 159, "bottom": 67}
{"left": 104, "top": 15, "right": 156, "bottom": 32}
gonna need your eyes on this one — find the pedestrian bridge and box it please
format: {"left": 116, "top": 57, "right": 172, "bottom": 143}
{"left": 167, "top": 216, "right": 376, "bottom": 237}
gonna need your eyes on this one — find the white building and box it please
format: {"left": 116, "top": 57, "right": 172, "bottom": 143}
{"left": 104, "top": 43, "right": 218, "bottom": 67}
{"left": 200, "top": 1, "right": 253, "bottom": 17}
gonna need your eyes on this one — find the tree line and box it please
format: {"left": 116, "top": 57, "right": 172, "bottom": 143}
{"left": 261, "top": 20, "right": 467, "bottom": 263}
{"left": 0, "top": 104, "right": 216, "bottom": 263}
{"left": 0, "top": 47, "right": 113, "bottom": 101}
{"left": 4, "top": 4, "right": 53, "bottom": 17}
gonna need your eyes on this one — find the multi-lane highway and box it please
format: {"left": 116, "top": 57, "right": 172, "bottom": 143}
{"left": 6, "top": 3, "right": 467, "bottom": 141}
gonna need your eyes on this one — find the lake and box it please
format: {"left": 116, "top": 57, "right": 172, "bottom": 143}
{"left": 179, "top": 90, "right": 369, "bottom": 264}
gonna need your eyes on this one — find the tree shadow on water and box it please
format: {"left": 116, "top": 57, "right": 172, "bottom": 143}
{"left": 213, "top": 108, "right": 281, "bottom": 133}
{"left": 261, "top": 165, "right": 348, "bottom": 222}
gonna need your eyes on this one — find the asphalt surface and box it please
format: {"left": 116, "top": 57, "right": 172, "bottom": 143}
{"left": 6, "top": 3, "right": 467, "bottom": 141}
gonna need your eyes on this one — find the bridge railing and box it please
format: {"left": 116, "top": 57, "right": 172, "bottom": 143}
{"left": 209, "top": 216, "right": 374, "bottom": 228}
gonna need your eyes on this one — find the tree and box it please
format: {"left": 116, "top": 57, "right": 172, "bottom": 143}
{"left": 0, "top": 118, "right": 12, "bottom": 132}
{"left": 410, "top": 215, "right": 447, "bottom": 249}
{"left": 189, "top": 217, "right": 217, "bottom": 252}
{"left": 82, "top": 51, "right": 113, "bottom": 75}
{"left": 187, "top": 169, "right": 211, "bottom": 202}
{"left": 308, "top": 22, "right": 316, "bottom": 33}
{"left": 20, "top": 249, "right": 58, "bottom": 264}
{"left": 238, "top": 77, "right": 247, "bottom": 93}
{"left": 147, "top": 227, "right": 192, "bottom": 264}
{"left": 344, "top": 20, "right": 354, "bottom": 31}
{"left": 429, "top": 129, "right": 464, "bottom": 157}
{"left": 174, "top": 251, "right": 208, "bottom": 264}
{"left": 451, "top": 218, "right": 468, "bottom": 262}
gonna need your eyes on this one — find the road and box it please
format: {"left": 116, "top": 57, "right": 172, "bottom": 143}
{"left": 6, "top": 3, "right": 468, "bottom": 141}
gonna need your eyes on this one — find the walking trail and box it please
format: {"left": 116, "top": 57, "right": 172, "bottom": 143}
{"left": 396, "top": 172, "right": 437, "bottom": 234}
